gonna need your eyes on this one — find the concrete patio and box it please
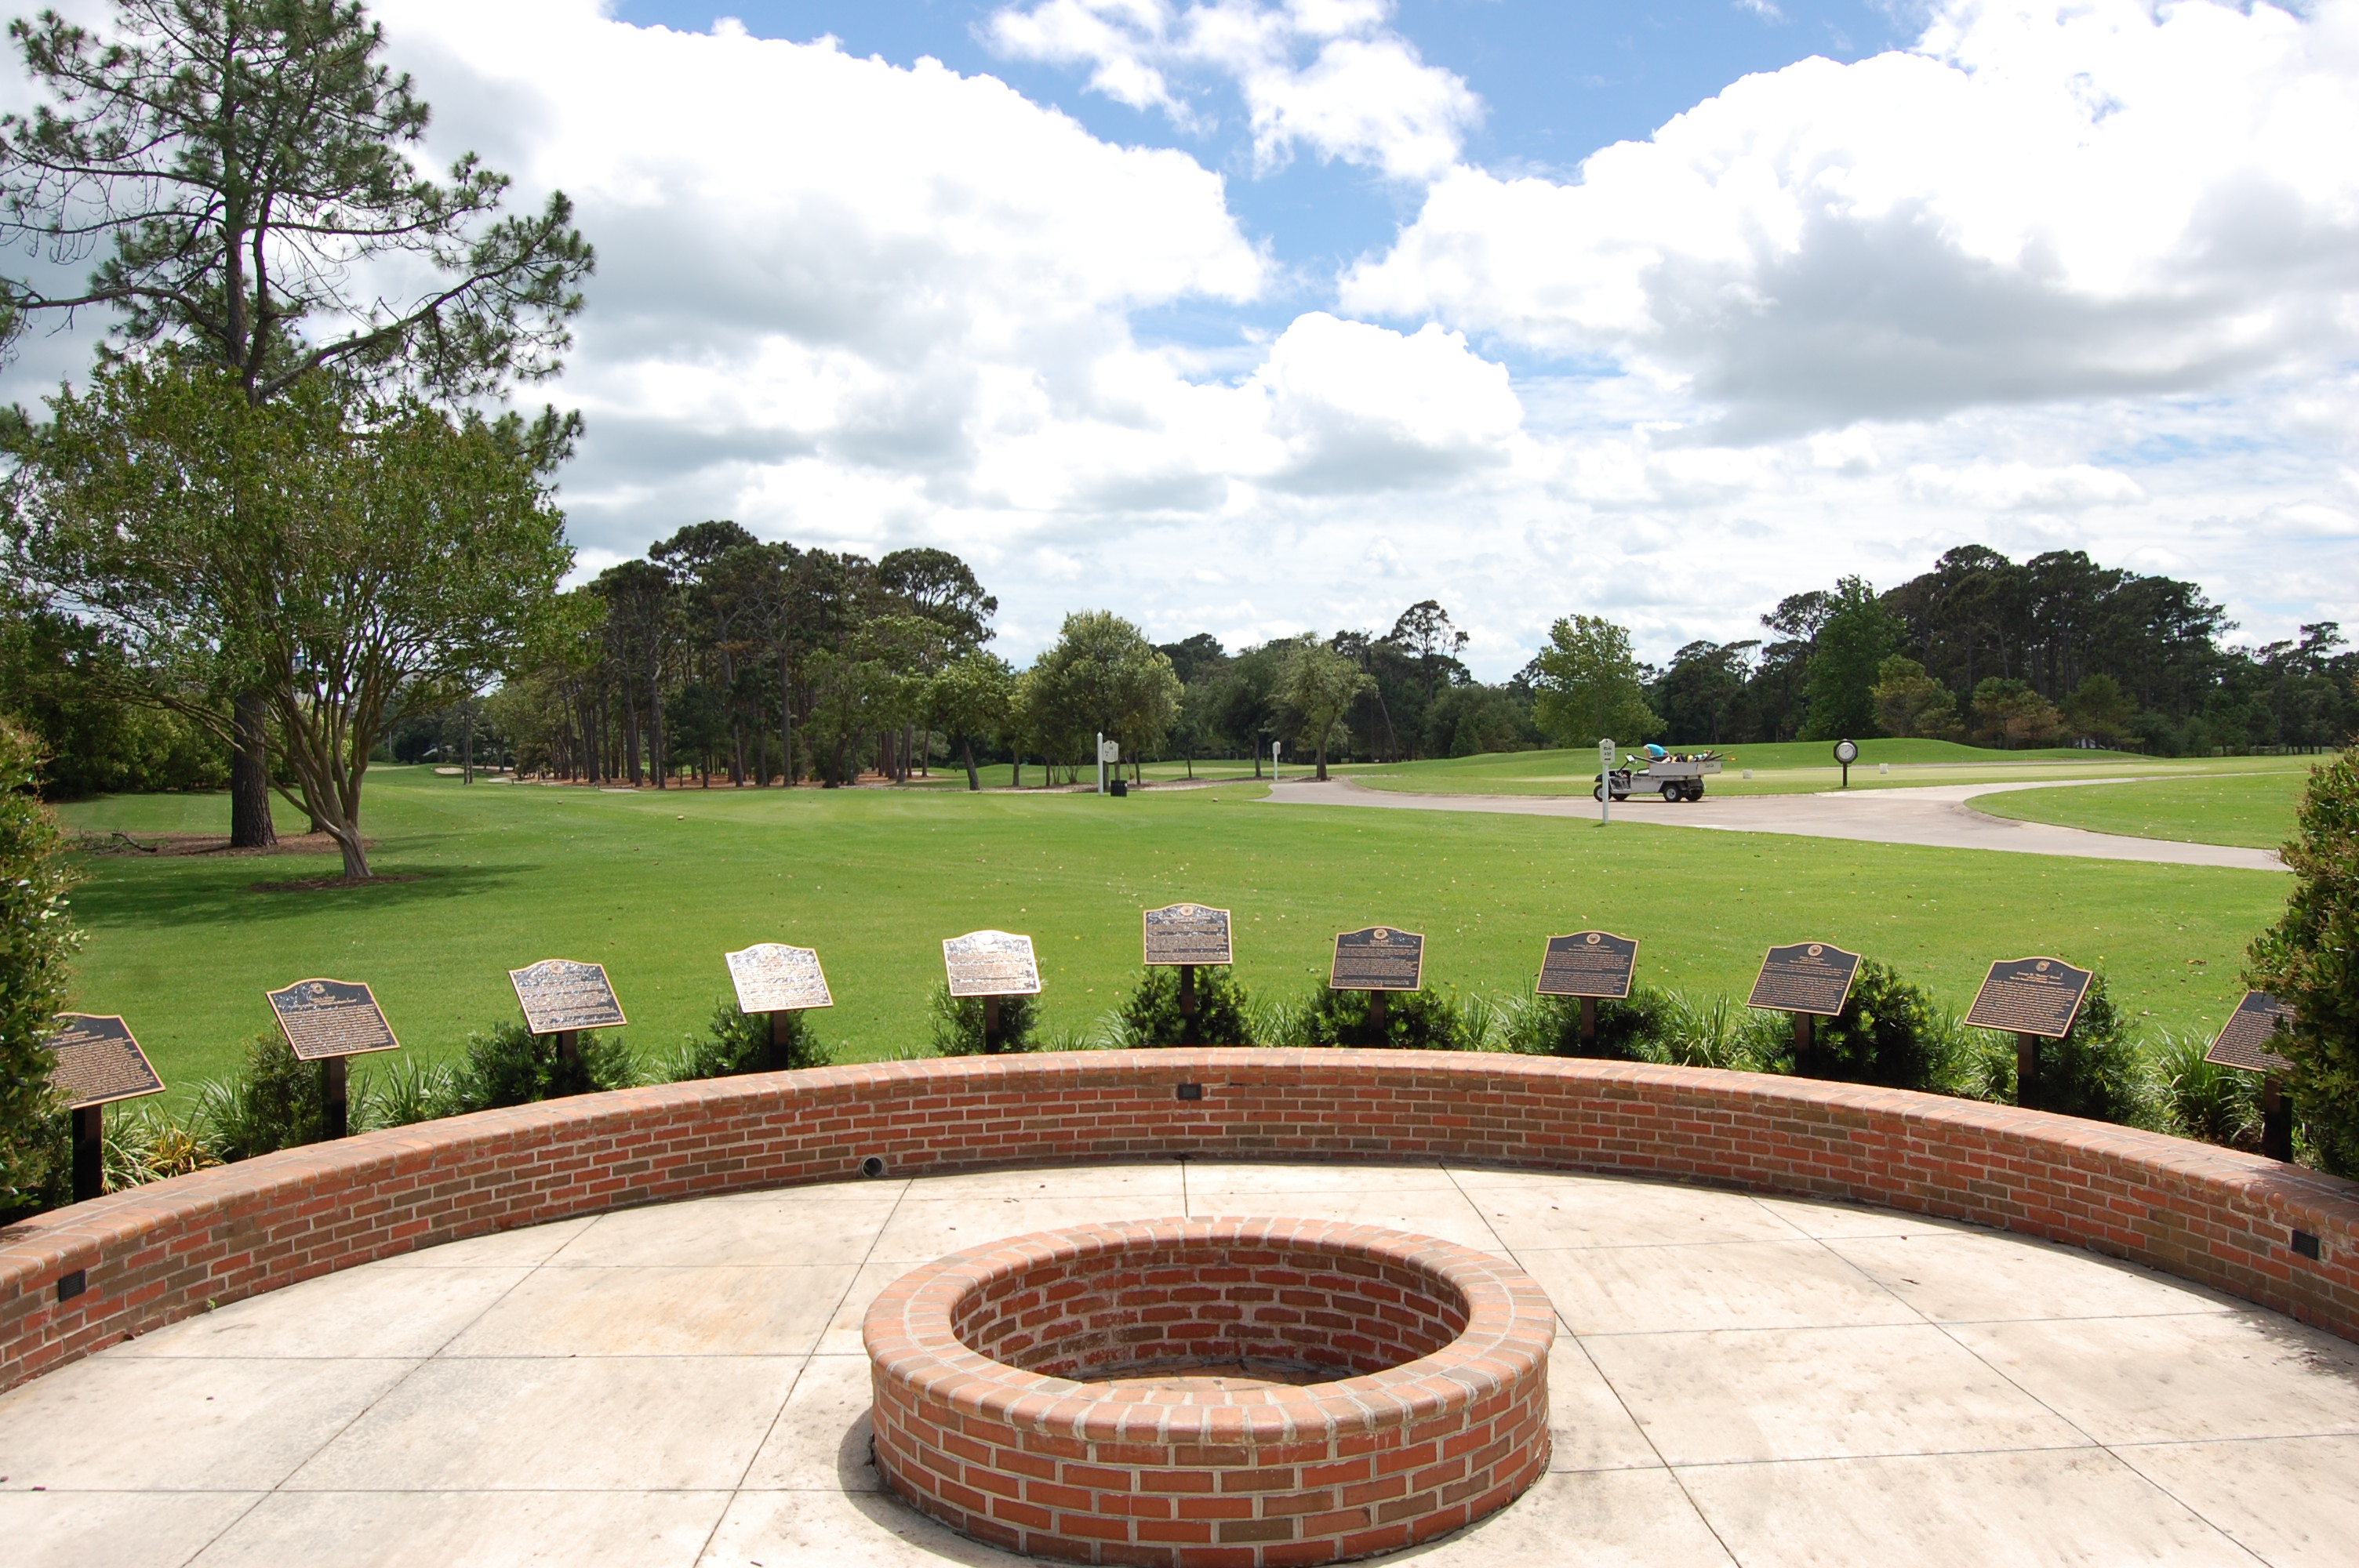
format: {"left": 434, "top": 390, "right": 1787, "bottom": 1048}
{"left": 2, "top": 1158, "right": 2353, "bottom": 1566}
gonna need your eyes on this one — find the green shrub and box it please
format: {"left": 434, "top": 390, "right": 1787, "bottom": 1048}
{"left": 357, "top": 1056, "right": 463, "bottom": 1128}
{"left": 1759, "top": 960, "right": 1961, "bottom": 1092}
{"left": 2247, "top": 745, "right": 2359, "bottom": 1174}
{"left": 195, "top": 1034, "right": 325, "bottom": 1160}
{"left": 0, "top": 719, "right": 81, "bottom": 1207}
{"left": 1287, "top": 983, "right": 1467, "bottom": 1050}
{"left": 2150, "top": 1031, "right": 2259, "bottom": 1152}
{"left": 660, "top": 999, "right": 832, "bottom": 1081}
{"left": 1505, "top": 987, "right": 1677, "bottom": 1060}
{"left": 1965, "top": 975, "right": 2156, "bottom": 1126}
{"left": 1115, "top": 967, "right": 1254, "bottom": 1047}
{"left": 449, "top": 1019, "right": 637, "bottom": 1110}
{"left": 927, "top": 985, "right": 1041, "bottom": 1055}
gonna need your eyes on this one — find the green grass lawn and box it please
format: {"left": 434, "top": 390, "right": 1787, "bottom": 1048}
{"left": 1972, "top": 768, "right": 2317, "bottom": 850}
{"left": 1339, "top": 742, "right": 2319, "bottom": 801}
{"left": 55, "top": 765, "right": 2291, "bottom": 1099}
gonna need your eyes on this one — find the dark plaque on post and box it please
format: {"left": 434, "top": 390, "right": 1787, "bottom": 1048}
{"left": 726, "top": 943, "right": 834, "bottom": 1013}
{"left": 49, "top": 1014, "right": 165, "bottom": 1109}
{"left": 509, "top": 960, "right": 628, "bottom": 1034}
{"left": 1143, "top": 903, "right": 1232, "bottom": 967}
{"left": 2208, "top": 992, "right": 2297, "bottom": 1161}
{"left": 1536, "top": 931, "right": 1638, "bottom": 1000}
{"left": 943, "top": 931, "right": 1043, "bottom": 997}
{"left": 2206, "top": 991, "right": 2294, "bottom": 1076}
{"left": 267, "top": 978, "right": 401, "bottom": 1061}
{"left": 1329, "top": 927, "right": 1425, "bottom": 992}
{"left": 1964, "top": 957, "right": 2093, "bottom": 1039}
{"left": 1747, "top": 942, "right": 1861, "bottom": 1017}
{"left": 49, "top": 1014, "right": 165, "bottom": 1204}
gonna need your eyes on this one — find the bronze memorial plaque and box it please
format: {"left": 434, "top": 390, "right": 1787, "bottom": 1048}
{"left": 2206, "top": 991, "right": 2295, "bottom": 1075}
{"left": 509, "top": 959, "right": 628, "bottom": 1034}
{"left": 1964, "top": 956, "right": 2094, "bottom": 1040}
{"left": 1536, "top": 931, "right": 1639, "bottom": 1000}
{"left": 48, "top": 1014, "right": 165, "bottom": 1109}
{"left": 943, "top": 931, "right": 1043, "bottom": 998}
{"left": 1329, "top": 927, "right": 1426, "bottom": 992}
{"left": 725, "top": 943, "right": 834, "bottom": 1013}
{"left": 267, "top": 978, "right": 401, "bottom": 1061}
{"left": 1747, "top": 942, "right": 1862, "bottom": 1017}
{"left": 1143, "top": 903, "right": 1234, "bottom": 967}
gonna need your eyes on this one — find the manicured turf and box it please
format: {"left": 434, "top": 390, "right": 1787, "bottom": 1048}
{"left": 1972, "top": 768, "right": 2316, "bottom": 851}
{"left": 1342, "top": 742, "right": 2316, "bottom": 800}
{"left": 56, "top": 766, "right": 2290, "bottom": 1099}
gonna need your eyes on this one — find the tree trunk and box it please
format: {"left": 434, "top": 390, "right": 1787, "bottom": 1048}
{"left": 230, "top": 691, "right": 277, "bottom": 848}
{"left": 963, "top": 737, "right": 980, "bottom": 792}
{"left": 780, "top": 655, "right": 796, "bottom": 786}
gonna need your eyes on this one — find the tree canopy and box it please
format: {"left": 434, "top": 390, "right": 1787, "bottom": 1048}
{"left": 1531, "top": 614, "right": 1661, "bottom": 748}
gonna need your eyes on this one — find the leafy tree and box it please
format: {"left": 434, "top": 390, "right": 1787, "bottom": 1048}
{"left": 929, "top": 649, "right": 1016, "bottom": 790}
{"left": 1801, "top": 575, "right": 1896, "bottom": 740}
{"left": 0, "top": 719, "right": 78, "bottom": 1207}
{"left": 878, "top": 547, "right": 997, "bottom": 649}
{"left": 1531, "top": 614, "right": 1660, "bottom": 748}
{"left": 0, "top": 590, "right": 224, "bottom": 796}
{"left": 1274, "top": 638, "right": 1372, "bottom": 780}
{"left": 0, "top": 0, "right": 592, "bottom": 845}
{"left": 1871, "top": 655, "right": 1962, "bottom": 739}
{"left": 2061, "top": 674, "right": 2139, "bottom": 747}
{"left": 1025, "top": 611, "right": 1181, "bottom": 779}
{"left": 9, "top": 362, "right": 571, "bottom": 880}
{"left": 1654, "top": 640, "right": 1754, "bottom": 745}
{"left": 1970, "top": 677, "right": 2063, "bottom": 749}
{"left": 2248, "top": 747, "right": 2359, "bottom": 1174}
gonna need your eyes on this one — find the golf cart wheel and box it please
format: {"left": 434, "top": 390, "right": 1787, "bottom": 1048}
{"left": 1685, "top": 784, "right": 1705, "bottom": 802}
{"left": 1593, "top": 785, "right": 1606, "bottom": 802}
{"left": 1660, "top": 782, "right": 1681, "bottom": 803}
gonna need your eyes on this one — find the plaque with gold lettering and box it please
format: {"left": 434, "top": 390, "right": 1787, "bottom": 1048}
{"left": 1963, "top": 957, "right": 2093, "bottom": 1040}
{"left": 2206, "top": 991, "right": 2295, "bottom": 1076}
{"left": 1143, "top": 903, "right": 1233, "bottom": 967}
{"left": 726, "top": 943, "right": 834, "bottom": 1013}
{"left": 1536, "top": 931, "right": 1638, "bottom": 1000}
{"left": 509, "top": 959, "right": 628, "bottom": 1034}
{"left": 48, "top": 1014, "right": 165, "bottom": 1109}
{"left": 267, "top": 978, "right": 401, "bottom": 1061}
{"left": 943, "top": 931, "right": 1043, "bottom": 997}
{"left": 1747, "top": 942, "right": 1861, "bottom": 1017}
{"left": 1329, "top": 927, "right": 1425, "bottom": 992}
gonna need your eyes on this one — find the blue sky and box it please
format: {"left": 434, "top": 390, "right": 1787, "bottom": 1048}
{"left": 5, "top": 0, "right": 2355, "bottom": 670}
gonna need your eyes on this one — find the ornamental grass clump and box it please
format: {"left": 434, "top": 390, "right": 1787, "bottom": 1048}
{"left": 660, "top": 999, "right": 831, "bottom": 1080}
{"left": 2247, "top": 744, "right": 2359, "bottom": 1174}
{"left": 2151, "top": 1030, "right": 2259, "bottom": 1152}
{"left": 194, "top": 1034, "right": 325, "bottom": 1160}
{"left": 1114, "top": 967, "right": 1253, "bottom": 1047}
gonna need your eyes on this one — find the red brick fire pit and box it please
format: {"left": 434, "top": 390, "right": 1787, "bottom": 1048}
{"left": 863, "top": 1216, "right": 1554, "bottom": 1566}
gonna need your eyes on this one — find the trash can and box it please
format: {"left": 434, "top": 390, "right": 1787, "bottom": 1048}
{"left": 1109, "top": 778, "right": 1129, "bottom": 797}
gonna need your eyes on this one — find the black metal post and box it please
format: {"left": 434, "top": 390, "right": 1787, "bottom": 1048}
{"left": 1367, "top": 989, "right": 1388, "bottom": 1040}
{"left": 2017, "top": 1033, "right": 2041, "bottom": 1111}
{"left": 2263, "top": 1074, "right": 2293, "bottom": 1163}
{"left": 322, "top": 1056, "right": 349, "bottom": 1140}
{"left": 554, "top": 1029, "right": 581, "bottom": 1093}
{"left": 1580, "top": 996, "right": 1598, "bottom": 1050}
{"left": 72, "top": 1104, "right": 103, "bottom": 1203}
{"left": 768, "top": 1010, "right": 789, "bottom": 1072}
{"left": 1180, "top": 964, "right": 1198, "bottom": 1047}
{"left": 1793, "top": 1013, "right": 1814, "bottom": 1076}
{"left": 983, "top": 996, "right": 1002, "bottom": 1055}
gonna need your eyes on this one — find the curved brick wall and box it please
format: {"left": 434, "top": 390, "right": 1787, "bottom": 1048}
{"left": 863, "top": 1217, "right": 1554, "bottom": 1564}
{"left": 4, "top": 1049, "right": 2355, "bottom": 1396}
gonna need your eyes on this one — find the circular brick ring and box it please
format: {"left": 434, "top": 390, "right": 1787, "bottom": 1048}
{"left": 863, "top": 1216, "right": 1555, "bottom": 1566}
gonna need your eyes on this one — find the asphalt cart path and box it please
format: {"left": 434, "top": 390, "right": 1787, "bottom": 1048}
{"left": 1260, "top": 775, "right": 2285, "bottom": 872}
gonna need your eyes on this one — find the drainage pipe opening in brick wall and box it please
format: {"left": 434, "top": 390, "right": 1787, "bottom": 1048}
{"left": 863, "top": 1216, "right": 1556, "bottom": 1566}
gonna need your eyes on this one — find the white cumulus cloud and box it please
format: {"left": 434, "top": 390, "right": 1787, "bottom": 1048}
{"left": 985, "top": 0, "right": 1481, "bottom": 180}
{"left": 1343, "top": 0, "right": 2359, "bottom": 434}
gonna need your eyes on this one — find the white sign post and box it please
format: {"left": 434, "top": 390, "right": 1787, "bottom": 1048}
{"left": 1272, "top": 739, "right": 1282, "bottom": 781}
{"left": 1098, "top": 736, "right": 1119, "bottom": 794}
{"left": 1096, "top": 731, "right": 1104, "bottom": 794}
{"left": 1599, "top": 738, "right": 1616, "bottom": 824}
